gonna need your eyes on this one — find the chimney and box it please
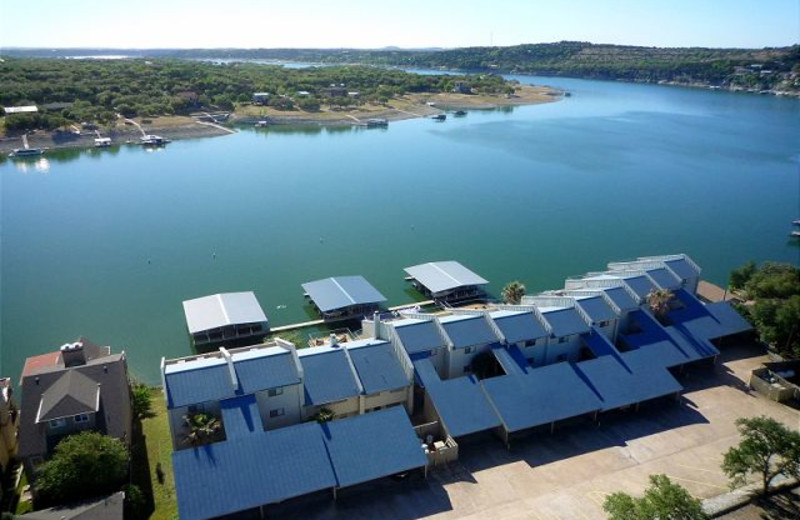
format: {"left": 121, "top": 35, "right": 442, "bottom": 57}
{"left": 329, "top": 333, "right": 338, "bottom": 347}
{"left": 61, "top": 341, "right": 87, "bottom": 367}
{"left": 219, "top": 348, "right": 239, "bottom": 391}
{"left": 373, "top": 311, "right": 381, "bottom": 340}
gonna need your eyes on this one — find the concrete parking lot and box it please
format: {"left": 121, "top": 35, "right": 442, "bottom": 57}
{"left": 277, "top": 342, "right": 800, "bottom": 520}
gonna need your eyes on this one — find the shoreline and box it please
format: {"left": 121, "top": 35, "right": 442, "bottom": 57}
{"left": 0, "top": 85, "right": 561, "bottom": 155}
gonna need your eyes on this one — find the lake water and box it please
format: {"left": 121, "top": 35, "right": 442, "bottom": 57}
{"left": 2, "top": 76, "right": 798, "bottom": 384}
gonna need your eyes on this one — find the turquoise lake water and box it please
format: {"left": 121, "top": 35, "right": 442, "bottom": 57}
{"left": 2, "top": 76, "right": 798, "bottom": 383}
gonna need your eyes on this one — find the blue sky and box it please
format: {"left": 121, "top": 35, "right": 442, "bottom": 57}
{"left": 1, "top": 0, "right": 797, "bottom": 49}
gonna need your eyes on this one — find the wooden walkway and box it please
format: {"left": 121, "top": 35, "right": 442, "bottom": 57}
{"left": 268, "top": 300, "right": 435, "bottom": 334}
{"left": 270, "top": 319, "right": 325, "bottom": 333}
{"left": 697, "top": 280, "right": 738, "bottom": 303}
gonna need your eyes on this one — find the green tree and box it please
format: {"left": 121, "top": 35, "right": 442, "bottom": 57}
{"left": 744, "top": 262, "right": 800, "bottom": 300}
{"left": 501, "top": 281, "right": 526, "bottom": 305}
{"left": 729, "top": 260, "right": 756, "bottom": 291}
{"left": 603, "top": 474, "right": 708, "bottom": 520}
{"left": 722, "top": 416, "right": 800, "bottom": 495}
{"left": 35, "top": 432, "right": 130, "bottom": 506}
{"left": 646, "top": 288, "right": 674, "bottom": 319}
{"left": 314, "top": 408, "right": 335, "bottom": 423}
{"left": 131, "top": 382, "right": 154, "bottom": 421}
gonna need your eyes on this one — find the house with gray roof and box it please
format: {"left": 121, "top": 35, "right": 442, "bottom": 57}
{"left": 18, "top": 338, "right": 131, "bottom": 482}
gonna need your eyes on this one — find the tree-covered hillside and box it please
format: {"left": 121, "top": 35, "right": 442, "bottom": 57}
{"left": 8, "top": 41, "right": 795, "bottom": 91}
{"left": 0, "top": 58, "right": 508, "bottom": 131}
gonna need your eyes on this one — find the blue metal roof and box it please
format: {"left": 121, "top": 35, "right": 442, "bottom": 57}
{"left": 620, "top": 309, "right": 671, "bottom": 349}
{"left": 646, "top": 268, "right": 682, "bottom": 290}
{"left": 623, "top": 275, "right": 657, "bottom": 301}
{"left": 165, "top": 348, "right": 301, "bottom": 409}
{"left": 575, "top": 356, "right": 682, "bottom": 411}
{"left": 666, "top": 325, "right": 720, "bottom": 359}
{"left": 165, "top": 362, "right": 233, "bottom": 409}
{"left": 540, "top": 308, "right": 590, "bottom": 338}
{"left": 583, "top": 329, "right": 625, "bottom": 362}
{"left": 413, "top": 358, "right": 501, "bottom": 437}
{"left": 705, "top": 302, "right": 753, "bottom": 336}
{"left": 321, "top": 407, "right": 427, "bottom": 488}
{"left": 300, "top": 349, "right": 361, "bottom": 406}
{"left": 491, "top": 345, "right": 527, "bottom": 376}
{"left": 302, "top": 276, "right": 386, "bottom": 313}
{"left": 663, "top": 258, "right": 699, "bottom": 281}
{"left": 490, "top": 311, "right": 548, "bottom": 344}
{"left": 347, "top": 341, "right": 409, "bottom": 394}
{"left": 667, "top": 289, "right": 745, "bottom": 341}
{"left": 392, "top": 319, "right": 446, "bottom": 355}
{"left": 232, "top": 349, "right": 301, "bottom": 394}
{"left": 603, "top": 287, "right": 639, "bottom": 312}
{"left": 439, "top": 315, "right": 498, "bottom": 348}
{"left": 220, "top": 395, "right": 263, "bottom": 439}
{"left": 575, "top": 296, "right": 618, "bottom": 324}
{"left": 482, "top": 363, "right": 602, "bottom": 432}
{"left": 173, "top": 422, "right": 337, "bottom": 520}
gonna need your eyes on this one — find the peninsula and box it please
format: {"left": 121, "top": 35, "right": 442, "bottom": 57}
{"left": 0, "top": 58, "right": 560, "bottom": 153}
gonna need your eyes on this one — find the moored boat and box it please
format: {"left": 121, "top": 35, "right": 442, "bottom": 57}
{"left": 431, "top": 114, "right": 446, "bottom": 121}
{"left": 94, "top": 137, "right": 112, "bottom": 147}
{"left": 366, "top": 118, "right": 388, "bottom": 128}
{"left": 8, "top": 148, "right": 44, "bottom": 158}
{"left": 454, "top": 110, "right": 467, "bottom": 117}
{"left": 140, "top": 134, "right": 170, "bottom": 146}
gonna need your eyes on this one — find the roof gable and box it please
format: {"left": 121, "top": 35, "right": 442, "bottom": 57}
{"left": 347, "top": 342, "right": 409, "bottom": 394}
{"left": 491, "top": 311, "right": 548, "bottom": 344}
{"left": 392, "top": 320, "right": 445, "bottom": 355}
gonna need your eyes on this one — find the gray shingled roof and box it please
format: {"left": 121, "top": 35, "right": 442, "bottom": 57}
{"left": 18, "top": 342, "right": 131, "bottom": 460}
{"left": 37, "top": 371, "right": 99, "bottom": 422}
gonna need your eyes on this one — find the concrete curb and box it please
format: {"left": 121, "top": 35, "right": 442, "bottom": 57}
{"left": 703, "top": 474, "right": 799, "bottom": 517}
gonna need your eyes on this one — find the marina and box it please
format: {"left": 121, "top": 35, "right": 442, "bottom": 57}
{"left": 2, "top": 74, "right": 798, "bottom": 385}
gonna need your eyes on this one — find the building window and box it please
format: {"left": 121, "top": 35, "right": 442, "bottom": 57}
{"left": 268, "top": 387, "right": 283, "bottom": 397}
{"left": 558, "top": 336, "right": 569, "bottom": 344}
{"left": 49, "top": 418, "right": 67, "bottom": 429}
{"left": 464, "top": 346, "right": 475, "bottom": 354}
{"left": 269, "top": 408, "right": 285, "bottom": 418}
{"left": 599, "top": 320, "right": 611, "bottom": 327}
{"left": 74, "top": 414, "right": 90, "bottom": 423}
{"left": 463, "top": 365, "right": 472, "bottom": 374}
{"left": 524, "top": 339, "right": 537, "bottom": 348}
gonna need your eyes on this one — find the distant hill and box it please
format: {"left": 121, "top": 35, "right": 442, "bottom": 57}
{"left": 3, "top": 42, "right": 799, "bottom": 93}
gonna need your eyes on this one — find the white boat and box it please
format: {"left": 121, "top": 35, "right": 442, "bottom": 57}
{"left": 140, "top": 135, "right": 170, "bottom": 146}
{"left": 9, "top": 148, "right": 44, "bottom": 158}
{"left": 94, "top": 137, "right": 112, "bottom": 147}
{"left": 366, "top": 118, "right": 388, "bottom": 128}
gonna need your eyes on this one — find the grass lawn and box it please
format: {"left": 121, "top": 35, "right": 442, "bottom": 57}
{"left": 13, "top": 472, "right": 32, "bottom": 515}
{"left": 140, "top": 388, "right": 178, "bottom": 520}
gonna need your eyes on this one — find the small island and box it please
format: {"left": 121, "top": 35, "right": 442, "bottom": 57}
{"left": 0, "top": 58, "right": 561, "bottom": 153}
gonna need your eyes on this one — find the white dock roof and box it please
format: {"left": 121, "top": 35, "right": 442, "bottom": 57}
{"left": 182, "top": 292, "right": 267, "bottom": 334}
{"left": 404, "top": 261, "right": 488, "bottom": 294}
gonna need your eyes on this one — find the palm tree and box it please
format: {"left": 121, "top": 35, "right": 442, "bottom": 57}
{"left": 647, "top": 288, "right": 674, "bottom": 319}
{"left": 501, "top": 281, "right": 526, "bottom": 304}
{"left": 182, "top": 412, "right": 222, "bottom": 446}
